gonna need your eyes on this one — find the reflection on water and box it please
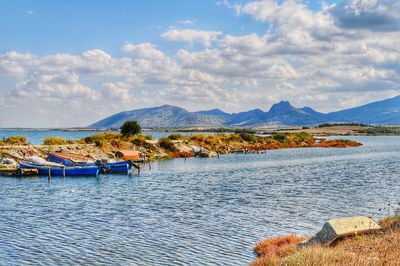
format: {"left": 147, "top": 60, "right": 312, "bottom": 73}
{"left": 0, "top": 136, "right": 399, "bottom": 265}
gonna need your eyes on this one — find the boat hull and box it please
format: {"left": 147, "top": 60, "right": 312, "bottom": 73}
{"left": 47, "top": 153, "right": 132, "bottom": 174}
{"left": 20, "top": 163, "right": 99, "bottom": 176}
{"left": 102, "top": 161, "right": 132, "bottom": 174}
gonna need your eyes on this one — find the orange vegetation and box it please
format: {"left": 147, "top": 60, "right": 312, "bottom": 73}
{"left": 74, "top": 132, "right": 361, "bottom": 160}
{"left": 251, "top": 216, "right": 400, "bottom": 266}
{"left": 169, "top": 151, "right": 194, "bottom": 158}
{"left": 252, "top": 235, "right": 307, "bottom": 266}
{"left": 313, "top": 139, "right": 362, "bottom": 148}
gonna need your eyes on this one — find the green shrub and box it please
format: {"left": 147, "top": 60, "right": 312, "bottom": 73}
{"left": 159, "top": 138, "right": 177, "bottom": 152}
{"left": 83, "top": 132, "right": 121, "bottom": 144}
{"left": 43, "top": 137, "right": 66, "bottom": 145}
{"left": 95, "top": 140, "right": 104, "bottom": 147}
{"left": 295, "top": 132, "right": 312, "bottom": 142}
{"left": 120, "top": 120, "right": 141, "bottom": 136}
{"left": 84, "top": 135, "right": 97, "bottom": 144}
{"left": 272, "top": 133, "right": 287, "bottom": 143}
{"left": 190, "top": 134, "right": 207, "bottom": 142}
{"left": 239, "top": 132, "right": 257, "bottom": 142}
{"left": 2, "top": 135, "right": 27, "bottom": 145}
{"left": 168, "top": 133, "right": 183, "bottom": 140}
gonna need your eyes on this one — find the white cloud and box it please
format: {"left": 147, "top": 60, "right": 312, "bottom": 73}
{"left": 1, "top": 0, "right": 400, "bottom": 126}
{"left": 122, "top": 43, "right": 166, "bottom": 60}
{"left": 12, "top": 72, "right": 100, "bottom": 100}
{"left": 102, "top": 82, "right": 130, "bottom": 101}
{"left": 331, "top": 0, "right": 400, "bottom": 31}
{"left": 217, "top": 0, "right": 242, "bottom": 16}
{"left": 161, "top": 29, "right": 223, "bottom": 47}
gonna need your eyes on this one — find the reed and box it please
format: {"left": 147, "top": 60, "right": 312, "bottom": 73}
{"left": 0, "top": 135, "right": 27, "bottom": 145}
{"left": 43, "top": 137, "right": 66, "bottom": 145}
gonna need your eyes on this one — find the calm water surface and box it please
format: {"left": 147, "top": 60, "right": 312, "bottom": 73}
{"left": 0, "top": 136, "right": 399, "bottom": 265}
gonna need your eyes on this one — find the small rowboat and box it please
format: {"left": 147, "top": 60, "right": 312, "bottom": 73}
{"left": 101, "top": 161, "right": 132, "bottom": 174}
{"left": 19, "top": 162, "right": 100, "bottom": 176}
{"left": 47, "top": 152, "right": 133, "bottom": 174}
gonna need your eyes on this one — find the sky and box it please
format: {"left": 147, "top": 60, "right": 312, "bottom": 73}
{"left": 0, "top": 0, "right": 399, "bottom": 127}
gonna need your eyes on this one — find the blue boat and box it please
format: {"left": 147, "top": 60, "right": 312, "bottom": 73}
{"left": 20, "top": 162, "right": 100, "bottom": 176}
{"left": 47, "top": 153, "right": 133, "bottom": 174}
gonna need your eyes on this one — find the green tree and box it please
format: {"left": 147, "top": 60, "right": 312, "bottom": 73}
{"left": 120, "top": 121, "right": 141, "bottom": 136}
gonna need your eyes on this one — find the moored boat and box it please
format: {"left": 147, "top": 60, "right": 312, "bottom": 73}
{"left": 101, "top": 161, "right": 132, "bottom": 174}
{"left": 19, "top": 162, "right": 100, "bottom": 176}
{"left": 47, "top": 152, "right": 133, "bottom": 174}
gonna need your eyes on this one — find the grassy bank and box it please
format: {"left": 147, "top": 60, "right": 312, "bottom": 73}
{"left": 0, "top": 132, "right": 362, "bottom": 161}
{"left": 76, "top": 131, "right": 361, "bottom": 159}
{"left": 251, "top": 215, "right": 400, "bottom": 266}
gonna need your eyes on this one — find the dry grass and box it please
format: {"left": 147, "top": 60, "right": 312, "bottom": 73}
{"left": 252, "top": 217, "right": 400, "bottom": 266}
{"left": 251, "top": 235, "right": 306, "bottom": 266}
{"left": 0, "top": 135, "right": 27, "bottom": 145}
{"left": 43, "top": 137, "right": 67, "bottom": 145}
{"left": 282, "top": 246, "right": 355, "bottom": 266}
{"left": 74, "top": 132, "right": 361, "bottom": 160}
{"left": 313, "top": 139, "right": 362, "bottom": 148}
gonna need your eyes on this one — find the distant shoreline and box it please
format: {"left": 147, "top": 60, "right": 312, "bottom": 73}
{"left": 1, "top": 125, "right": 400, "bottom": 136}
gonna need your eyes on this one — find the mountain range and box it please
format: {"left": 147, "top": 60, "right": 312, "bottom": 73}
{"left": 90, "top": 95, "right": 400, "bottom": 128}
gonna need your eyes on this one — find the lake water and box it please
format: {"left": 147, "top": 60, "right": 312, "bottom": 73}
{"left": 0, "top": 136, "right": 399, "bottom": 265}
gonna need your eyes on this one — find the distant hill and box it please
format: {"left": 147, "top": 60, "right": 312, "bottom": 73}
{"left": 227, "top": 109, "right": 266, "bottom": 126}
{"left": 91, "top": 105, "right": 224, "bottom": 128}
{"left": 90, "top": 95, "right": 400, "bottom": 128}
{"left": 195, "top": 108, "right": 231, "bottom": 119}
{"left": 263, "top": 101, "right": 325, "bottom": 126}
{"left": 326, "top": 95, "right": 400, "bottom": 124}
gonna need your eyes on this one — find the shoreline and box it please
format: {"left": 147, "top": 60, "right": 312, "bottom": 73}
{"left": 0, "top": 132, "right": 362, "bottom": 162}
{"left": 1, "top": 125, "right": 400, "bottom": 136}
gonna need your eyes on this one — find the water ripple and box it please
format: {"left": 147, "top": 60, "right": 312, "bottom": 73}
{"left": 0, "top": 136, "right": 399, "bottom": 265}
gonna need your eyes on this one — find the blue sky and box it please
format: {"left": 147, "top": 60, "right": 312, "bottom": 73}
{"left": 0, "top": 0, "right": 399, "bottom": 127}
{"left": 0, "top": 0, "right": 267, "bottom": 55}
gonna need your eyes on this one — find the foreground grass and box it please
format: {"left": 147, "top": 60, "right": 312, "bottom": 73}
{"left": 252, "top": 216, "right": 400, "bottom": 266}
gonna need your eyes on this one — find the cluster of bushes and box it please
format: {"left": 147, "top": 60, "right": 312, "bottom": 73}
{"left": 83, "top": 132, "right": 121, "bottom": 144}
{"left": 238, "top": 132, "right": 257, "bottom": 142}
{"left": 358, "top": 126, "right": 400, "bottom": 136}
{"left": 316, "top": 139, "right": 361, "bottom": 148}
{"left": 167, "top": 133, "right": 184, "bottom": 140}
{"left": 272, "top": 133, "right": 287, "bottom": 143}
{"left": 234, "top": 128, "right": 256, "bottom": 134}
{"left": 159, "top": 138, "right": 177, "bottom": 152}
{"left": 294, "top": 132, "right": 312, "bottom": 143}
{"left": 318, "top": 123, "right": 368, "bottom": 128}
{"left": 173, "top": 127, "right": 256, "bottom": 134}
{"left": 43, "top": 137, "right": 67, "bottom": 145}
{"left": 129, "top": 134, "right": 152, "bottom": 146}
{"left": 0, "top": 136, "right": 27, "bottom": 145}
